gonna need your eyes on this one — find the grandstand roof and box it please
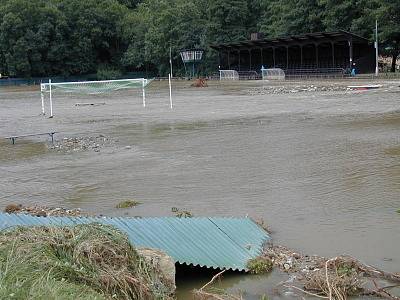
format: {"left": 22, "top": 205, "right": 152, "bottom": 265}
{"left": 210, "top": 30, "right": 369, "bottom": 51}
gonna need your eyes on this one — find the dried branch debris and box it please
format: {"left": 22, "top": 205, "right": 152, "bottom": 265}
{"left": 262, "top": 245, "right": 400, "bottom": 300}
{"left": 193, "top": 270, "right": 243, "bottom": 300}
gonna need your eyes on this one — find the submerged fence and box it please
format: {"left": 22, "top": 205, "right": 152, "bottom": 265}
{"left": 284, "top": 68, "right": 346, "bottom": 79}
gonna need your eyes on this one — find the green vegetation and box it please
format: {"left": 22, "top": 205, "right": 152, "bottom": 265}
{"left": 116, "top": 199, "right": 141, "bottom": 208}
{"left": 0, "top": 0, "right": 399, "bottom": 77}
{"left": 0, "top": 224, "right": 172, "bottom": 299}
{"left": 246, "top": 257, "right": 273, "bottom": 274}
{"left": 397, "top": 209, "right": 400, "bottom": 214}
{"left": 96, "top": 65, "right": 123, "bottom": 80}
{"left": 337, "top": 263, "right": 357, "bottom": 277}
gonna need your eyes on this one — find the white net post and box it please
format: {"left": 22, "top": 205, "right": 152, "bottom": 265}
{"left": 49, "top": 79, "right": 54, "bottom": 118}
{"left": 142, "top": 78, "right": 146, "bottom": 107}
{"left": 40, "top": 84, "right": 45, "bottom": 115}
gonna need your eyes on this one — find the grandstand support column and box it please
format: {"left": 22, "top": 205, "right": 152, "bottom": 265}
{"left": 315, "top": 43, "right": 319, "bottom": 68}
{"left": 331, "top": 42, "right": 335, "bottom": 67}
{"left": 260, "top": 48, "right": 264, "bottom": 67}
{"left": 300, "top": 45, "right": 303, "bottom": 68}
{"left": 248, "top": 49, "right": 252, "bottom": 70}
{"left": 228, "top": 51, "right": 231, "bottom": 69}
{"left": 286, "top": 46, "right": 289, "bottom": 69}
{"left": 272, "top": 47, "right": 276, "bottom": 67}
{"left": 238, "top": 50, "right": 241, "bottom": 71}
{"left": 348, "top": 40, "right": 353, "bottom": 68}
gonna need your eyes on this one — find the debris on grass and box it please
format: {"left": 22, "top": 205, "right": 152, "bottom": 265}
{"left": 254, "top": 218, "right": 272, "bottom": 234}
{"left": 116, "top": 200, "right": 141, "bottom": 209}
{"left": 261, "top": 244, "right": 400, "bottom": 299}
{"left": 193, "top": 270, "right": 243, "bottom": 300}
{"left": 50, "top": 135, "right": 116, "bottom": 153}
{"left": 303, "top": 258, "right": 362, "bottom": 299}
{"left": 4, "top": 203, "right": 85, "bottom": 217}
{"left": 4, "top": 203, "right": 21, "bottom": 214}
{"left": 247, "top": 257, "right": 273, "bottom": 274}
{"left": 171, "top": 207, "right": 193, "bottom": 218}
{"left": 191, "top": 78, "right": 208, "bottom": 88}
{"left": 0, "top": 223, "right": 174, "bottom": 300}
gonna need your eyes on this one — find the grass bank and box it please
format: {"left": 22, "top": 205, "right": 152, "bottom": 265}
{"left": 0, "top": 223, "right": 173, "bottom": 300}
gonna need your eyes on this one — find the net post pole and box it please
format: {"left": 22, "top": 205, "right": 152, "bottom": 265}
{"left": 49, "top": 79, "right": 53, "bottom": 118}
{"left": 40, "top": 84, "right": 45, "bottom": 115}
{"left": 169, "top": 73, "right": 173, "bottom": 109}
{"left": 142, "top": 79, "right": 146, "bottom": 107}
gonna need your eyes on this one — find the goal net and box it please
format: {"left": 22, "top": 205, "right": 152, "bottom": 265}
{"left": 40, "top": 78, "right": 152, "bottom": 117}
{"left": 261, "top": 68, "right": 285, "bottom": 80}
{"left": 219, "top": 70, "right": 239, "bottom": 80}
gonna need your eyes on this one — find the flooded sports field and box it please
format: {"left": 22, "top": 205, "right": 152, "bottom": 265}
{"left": 1, "top": 79, "right": 400, "bottom": 298}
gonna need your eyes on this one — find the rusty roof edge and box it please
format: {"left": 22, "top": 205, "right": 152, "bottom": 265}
{"left": 210, "top": 30, "right": 370, "bottom": 50}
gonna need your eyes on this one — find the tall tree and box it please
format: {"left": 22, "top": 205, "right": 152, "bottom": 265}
{"left": 0, "top": 0, "right": 67, "bottom": 76}
{"left": 122, "top": 0, "right": 207, "bottom": 75}
{"left": 116, "top": 0, "right": 143, "bottom": 9}
{"left": 57, "top": 0, "right": 129, "bottom": 74}
{"left": 321, "top": 0, "right": 360, "bottom": 32}
{"left": 258, "top": 0, "right": 325, "bottom": 37}
{"left": 206, "top": 0, "right": 250, "bottom": 44}
{"left": 376, "top": 0, "right": 400, "bottom": 72}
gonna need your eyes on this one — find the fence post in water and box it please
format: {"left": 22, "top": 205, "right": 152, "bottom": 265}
{"left": 142, "top": 78, "right": 146, "bottom": 107}
{"left": 49, "top": 79, "right": 53, "bottom": 118}
{"left": 40, "top": 84, "right": 45, "bottom": 115}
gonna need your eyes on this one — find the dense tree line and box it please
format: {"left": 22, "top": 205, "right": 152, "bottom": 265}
{"left": 0, "top": 0, "right": 399, "bottom": 77}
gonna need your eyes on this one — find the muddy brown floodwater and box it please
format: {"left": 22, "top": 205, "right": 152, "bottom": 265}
{"left": 1, "top": 80, "right": 400, "bottom": 299}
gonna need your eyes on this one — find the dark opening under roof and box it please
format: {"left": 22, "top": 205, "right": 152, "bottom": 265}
{"left": 210, "top": 30, "right": 370, "bottom": 51}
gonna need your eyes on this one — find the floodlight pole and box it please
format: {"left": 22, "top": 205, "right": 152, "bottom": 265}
{"left": 375, "top": 20, "right": 379, "bottom": 76}
{"left": 169, "top": 46, "right": 173, "bottom": 78}
{"left": 49, "top": 79, "right": 53, "bottom": 118}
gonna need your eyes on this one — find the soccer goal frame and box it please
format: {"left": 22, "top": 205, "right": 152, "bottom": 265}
{"left": 40, "top": 78, "right": 150, "bottom": 118}
{"left": 219, "top": 70, "right": 239, "bottom": 81}
{"left": 261, "top": 68, "right": 285, "bottom": 80}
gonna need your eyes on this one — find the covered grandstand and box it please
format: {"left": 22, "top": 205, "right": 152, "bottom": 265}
{"left": 210, "top": 30, "right": 375, "bottom": 77}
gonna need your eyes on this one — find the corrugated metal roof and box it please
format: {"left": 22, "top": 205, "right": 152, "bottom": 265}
{"left": 0, "top": 213, "right": 269, "bottom": 271}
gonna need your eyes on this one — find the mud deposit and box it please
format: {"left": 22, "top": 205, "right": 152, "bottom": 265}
{"left": 1, "top": 80, "right": 400, "bottom": 299}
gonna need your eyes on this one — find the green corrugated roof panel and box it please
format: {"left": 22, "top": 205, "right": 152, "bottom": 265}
{"left": 0, "top": 213, "right": 270, "bottom": 271}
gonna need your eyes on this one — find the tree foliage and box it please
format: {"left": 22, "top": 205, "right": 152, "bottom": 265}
{"left": 259, "top": 0, "right": 324, "bottom": 37}
{"left": 0, "top": 0, "right": 399, "bottom": 77}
